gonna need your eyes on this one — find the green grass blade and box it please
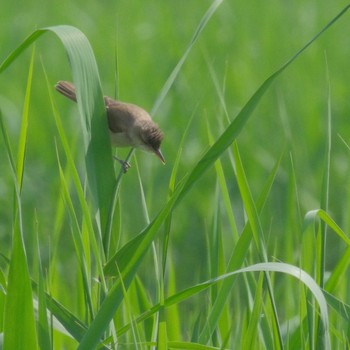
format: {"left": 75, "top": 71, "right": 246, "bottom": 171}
{"left": 208, "top": 124, "right": 239, "bottom": 240}
{"left": 319, "top": 57, "right": 332, "bottom": 282}
{"left": 325, "top": 245, "right": 350, "bottom": 293}
{"left": 3, "top": 218, "right": 39, "bottom": 350}
{"left": 163, "top": 107, "right": 197, "bottom": 272}
{"left": 303, "top": 209, "right": 350, "bottom": 246}
{"left": 44, "top": 294, "right": 87, "bottom": 342}
{"left": 209, "top": 263, "right": 330, "bottom": 350}
{"left": 0, "top": 113, "right": 38, "bottom": 349}
{"left": 0, "top": 30, "right": 46, "bottom": 73}
{"left": 55, "top": 148, "right": 94, "bottom": 320}
{"left": 165, "top": 256, "right": 181, "bottom": 341}
{"left": 43, "top": 67, "right": 107, "bottom": 289}
{"left": 151, "top": 0, "right": 224, "bottom": 115}
{"left": 232, "top": 142, "right": 282, "bottom": 347}
{"left": 35, "top": 219, "right": 52, "bottom": 350}
{"left": 243, "top": 274, "right": 264, "bottom": 349}
{"left": 232, "top": 141, "right": 267, "bottom": 258}
{"left": 117, "top": 262, "right": 330, "bottom": 349}
{"left": 80, "top": 193, "right": 180, "bottom": 349}
{"left": 15, "top": 273, "right": 90, "bottom": 344}
{"left": 16, "top": 46, "right": 35, "bottom": 192}
{"left": 323, "top": 290, "right": 350, "bottom": 323}
{"left": 240, "top": 263, "right": 330, "bottom": 350}
{"left": 198, "top": 150, "right": 283, "bottom": 343}
{"left": 0, "top": 24, "right": 115, "bottom": 253}
{"left": 45, "top": 25, "right": 114, "bottom": 252}
{"left": 314, "top": 60, "right": 332, "bottom": 348}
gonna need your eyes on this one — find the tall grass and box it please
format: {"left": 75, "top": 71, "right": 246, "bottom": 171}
{"left": 1, "top": 1, "right": 350, "bottom": 349}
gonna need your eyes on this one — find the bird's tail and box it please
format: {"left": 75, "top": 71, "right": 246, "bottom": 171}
{"left": 55, "top": 81, "right": 77, "bottom": 102}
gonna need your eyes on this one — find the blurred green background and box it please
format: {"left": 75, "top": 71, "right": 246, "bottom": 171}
{"left": 1, "top": 0, "right": 350, "bottom": 303}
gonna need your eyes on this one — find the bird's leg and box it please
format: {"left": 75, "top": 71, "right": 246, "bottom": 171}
{"left": 113, "top": 155, "right": 131, "bottom": 173}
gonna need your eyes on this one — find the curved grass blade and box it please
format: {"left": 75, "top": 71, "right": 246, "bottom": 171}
{"left": 303, "top": 209, "right": 350, "bottom": 247}
{"left": 0, "top": 25, "right": 115, "bottom": 252}
{"left": 46, "top": 25, "right": 114, "bottom": 249}
{"left": 117, "top": 263, "right": 330, "bottom": 349}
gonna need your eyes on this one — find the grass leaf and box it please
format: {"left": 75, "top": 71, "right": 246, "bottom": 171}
{"left": 1, "top": 107, "right": 38, "bottom": 349}
{"left": 151, "top": 0, "right": 224, "bottom": 115}
{"left": 0, "top": 24, "right": 115, "bottom": 255}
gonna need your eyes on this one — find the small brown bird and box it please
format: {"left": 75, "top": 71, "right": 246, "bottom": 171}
{"left": 55, "top": 81, "right": 165, "bottom": 166}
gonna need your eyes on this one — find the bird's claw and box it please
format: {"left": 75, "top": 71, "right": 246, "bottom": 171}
{"left": 113, "top": 156, "right": 131, "bottom": 173}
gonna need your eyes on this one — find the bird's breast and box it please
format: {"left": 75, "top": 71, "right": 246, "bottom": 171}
{"left": 109, "top": 130, "right": 135, "bottom": 147}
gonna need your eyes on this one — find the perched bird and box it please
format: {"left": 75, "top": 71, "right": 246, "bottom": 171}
{"left": 55, "top": 81, "right": 165, "bottom": 168}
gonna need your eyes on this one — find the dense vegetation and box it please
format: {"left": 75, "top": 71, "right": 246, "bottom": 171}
{"left": 1, "top": 1, "right": 350, "bottom": 348}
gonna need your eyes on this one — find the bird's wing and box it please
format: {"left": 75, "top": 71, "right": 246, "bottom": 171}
{"left": 105, "top": 97, "right": 151, "bottom": 134}
{"left": 105, "top": 98, "right": 135, "bottom": 133}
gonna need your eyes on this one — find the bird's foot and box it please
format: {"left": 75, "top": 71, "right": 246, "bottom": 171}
{"left": 113, "top": 156, "right": 131, "bottom": 173}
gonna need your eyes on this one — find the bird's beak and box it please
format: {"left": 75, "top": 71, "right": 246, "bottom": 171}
{"left": 154, "top": 149, "right": 165, "bottom": 164}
